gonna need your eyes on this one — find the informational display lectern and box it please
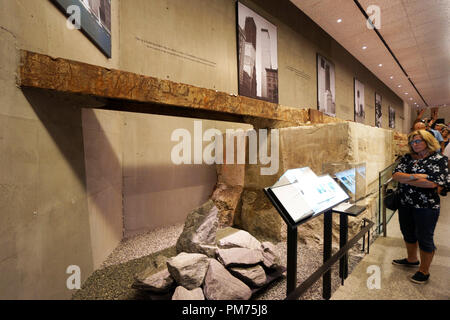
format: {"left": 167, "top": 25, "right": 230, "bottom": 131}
{"left": 322, "top": 162, "right": 367, "bottom": 204}
{"left": 264, "top": 167, "right": 368, "bottom": 299}
{"left": 264, "top": 167, "right": 350, "bottom": 228}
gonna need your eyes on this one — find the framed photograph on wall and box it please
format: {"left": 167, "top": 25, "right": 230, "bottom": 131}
{"left": 317, "top": 54, "right": 336, "bottom": 117}
{"left": 375, "top": 93, "right": 382, "bottom": 128}
{"left": 354, "top": 78, "right": 365, "bottom": 124}
{"left": 389, "top": 106, "right": 395, "bottom": 129}
{"left": 50, "top": 0, "right": 112, "bottom": 58}
{"left": 237, "top": 2, "right": 278, "bottom": 103}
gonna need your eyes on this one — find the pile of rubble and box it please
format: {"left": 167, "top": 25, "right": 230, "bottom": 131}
{"left": 131, "top": 200, "right": 283, "bottom": 300}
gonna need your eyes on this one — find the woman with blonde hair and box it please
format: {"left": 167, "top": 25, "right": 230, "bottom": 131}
{"left": 392, "top": 130, "right": 449, "bottom": 284}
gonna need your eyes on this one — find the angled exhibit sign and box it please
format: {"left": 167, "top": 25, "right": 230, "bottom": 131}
{"left": 265, "top": 167, "right": 349, "bottom": 227}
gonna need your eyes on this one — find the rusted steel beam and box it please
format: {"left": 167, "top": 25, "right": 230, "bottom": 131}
{"left": 18, "top": 50, "right": 318, "bottom": 127}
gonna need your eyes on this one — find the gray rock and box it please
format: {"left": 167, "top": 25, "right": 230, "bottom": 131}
{"left": 195, "top": 244, "right": 219, "bottom": 258}
{"left": 216, "top": 248, "right": 263, "bottom": 267}
{"left": 229, "top": 265, "right": 267, "bottom": 287}
{"left": 203, "top": 259, "right": 252, "bottom": 300}
{"left": 166, "top": 252, "right": 209, "bottom": 290}
{"left": 218, "top": 229, "right": 262, "bottom": 250}
{"left": 261, "top": 241, "right": 280, "bottom": 269}
{"left": 172, "top": 286, "right": 205, "bottom": 300}
{"left": 132, "top": 268, "right": 174, "bottom": 293}
{"left": 176, "top": 200, "right": 219, "bottom": 257}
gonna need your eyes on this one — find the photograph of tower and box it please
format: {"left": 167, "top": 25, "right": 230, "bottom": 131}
{"left": 389, "top": 106, "right": 395, "bottom": 128}
{"left": 317, "top": 54, "right": 336, "bottom": 116}
{"left": 354, "top": 78, "right": 365, "bottom": 124}
{"left": 237, "top": 2, "right": 278, "bottom": 103}
{"left": 81, "top": 0, "right": 111, "bottom": 34}
{"left": 51, "top": 0, "right": 111, "bottom": 57}
{"left": 375, "top": 93, "right": 382, "bottom": 128}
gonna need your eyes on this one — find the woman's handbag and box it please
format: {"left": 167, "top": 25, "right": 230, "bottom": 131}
{"left": 384, "top": 188, "right": 400, "bottom": 211}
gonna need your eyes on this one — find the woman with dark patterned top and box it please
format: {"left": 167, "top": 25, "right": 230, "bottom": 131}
{"left": 441, "top": 126, "right": 449, "bottom": 150}
{"left": 392, "top": 130, "right": 449, "bottom": 284}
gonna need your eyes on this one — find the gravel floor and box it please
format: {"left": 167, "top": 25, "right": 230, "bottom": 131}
{"left": 73, "top": 224, "right": 369, "bottom": 300}
{"left": 99, "top": 223, "right": 185, "bottom": 269}
{"left": 253, "top": 242, "right": 365, "bottom": 300}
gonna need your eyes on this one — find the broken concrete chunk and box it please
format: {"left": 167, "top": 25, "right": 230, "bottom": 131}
{"left": 217, "top": 229, "right": 262, "bottom": 250}
{"left": 166, "top": 252, "right": 209, "bottom": 290}
{"left": 261, "top": 241, "right": 281, "bottom": 269}
{"left": 229, "top": 265, "right": 267, "bottom": 288}
{"left": 203, "top": 259, "right": 252, "bottom": 300}
{"left": 132, "top": 268, "right": 174, "bottom": 293}
{"left": 172, "top": 286, "right": 205, "bottom": 300}
{"left": 216, "top": 248, "right": 263, "bottom": 267}
{"left": 176, "top": 200, "right": 219, "bottom": 257}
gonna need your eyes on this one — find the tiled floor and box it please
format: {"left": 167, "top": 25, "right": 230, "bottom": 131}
{"left": 331, "top": 196, "right": 450, "bottom": 300}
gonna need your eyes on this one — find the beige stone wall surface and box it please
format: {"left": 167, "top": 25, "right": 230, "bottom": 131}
{"left": 234, "top": 122, "right": 399, "bottom": 243}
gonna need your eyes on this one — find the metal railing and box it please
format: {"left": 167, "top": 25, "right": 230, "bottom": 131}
{"left": 285, "top": 217, "right": 374, "bottom": 300}
{"left": 378, "top": 161, "right": 399, "bottom": 237}
{"left": 380, "top": 177, "right": 394, "bottom": 237}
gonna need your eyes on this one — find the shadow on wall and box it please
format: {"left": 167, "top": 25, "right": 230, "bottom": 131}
{"left": 22, "top": 88, "right": 93, "bottom": 185}
{"left": 21, "top": 87, "right": 96, "bottom": 298}
{"left": 21, "top": 87, "right": 219, "bottom": 271}
{"left": 23, "top": 87, "right": 126, "bottom": 271}
{"left": 122, "top": 162, "right": 217, "bottom": 237}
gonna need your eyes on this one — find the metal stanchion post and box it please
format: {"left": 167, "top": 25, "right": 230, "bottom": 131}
{"left": 286, "top": 225, "right": 297, "bottom": 297}
{"left": 339, "top": 214, "right": 348, "bottom": 285}
{"left": 323, "top": 210, "right": 332, "bottom": 300}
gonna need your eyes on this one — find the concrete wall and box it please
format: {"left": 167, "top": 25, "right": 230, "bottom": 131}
{"left": 0, "top": 0, "right": 121, "bottom": 298}
{"left": 81, "top": 109, "right": 124, "bottom": 269}
{"left": 403, "top": 101, "right": 412, "bottom": 133}
{"left": 0, "top": 0, "right": 407, "bottom": 299}
{"left": 121, "top": 114, "right": 251, "bottom": 237}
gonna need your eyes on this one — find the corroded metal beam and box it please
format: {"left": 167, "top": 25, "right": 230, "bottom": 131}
{"left": 18, "top": 50, "right": 327, "bottom": 127}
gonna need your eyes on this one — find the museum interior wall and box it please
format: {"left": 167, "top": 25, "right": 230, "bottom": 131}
{"left": 0, "top": 0, "right": 121, "bottom": 299}
{"left": 1, "top": 0, "right": 406, "bottom": 299}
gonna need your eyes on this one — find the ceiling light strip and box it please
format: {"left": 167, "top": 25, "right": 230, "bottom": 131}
{"left": 353, "top": 0, "right": 429, "bottom": 107}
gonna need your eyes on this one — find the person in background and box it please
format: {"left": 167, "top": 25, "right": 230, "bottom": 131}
{"left": 392, "top": 130, "right": 449, "bottom": 284}
{"left": 441, "top": 126, "right": 449, "bottom": 149}
{"left": 443, "top": 137, "right": 450, "bottom": 159}
{"left": 434, "top": 123, "right": 445, "bottom": 132}
{"left": 412, "top": 107, "right": 443, "bottom": 146}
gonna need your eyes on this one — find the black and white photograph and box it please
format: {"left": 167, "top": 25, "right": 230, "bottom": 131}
{"left": 237, "top": 2, "right": 278, "bottom": 103}
{"left": 81, "top": 0, "right": 111, "bottom": 33}
{"left": 389, "top": 106, "right": 395, "bottom": 129}
{"left": 375, "top": 93, "right": 382, "bottom": 128}
{"left": 51, "top": 0, "right": 112, "bottom": 57}
{"left": 317, "top": 54, "right": 336, "bottom": 116}
{"left": 354, "top": 78, "right": 365, "bottom": 123}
